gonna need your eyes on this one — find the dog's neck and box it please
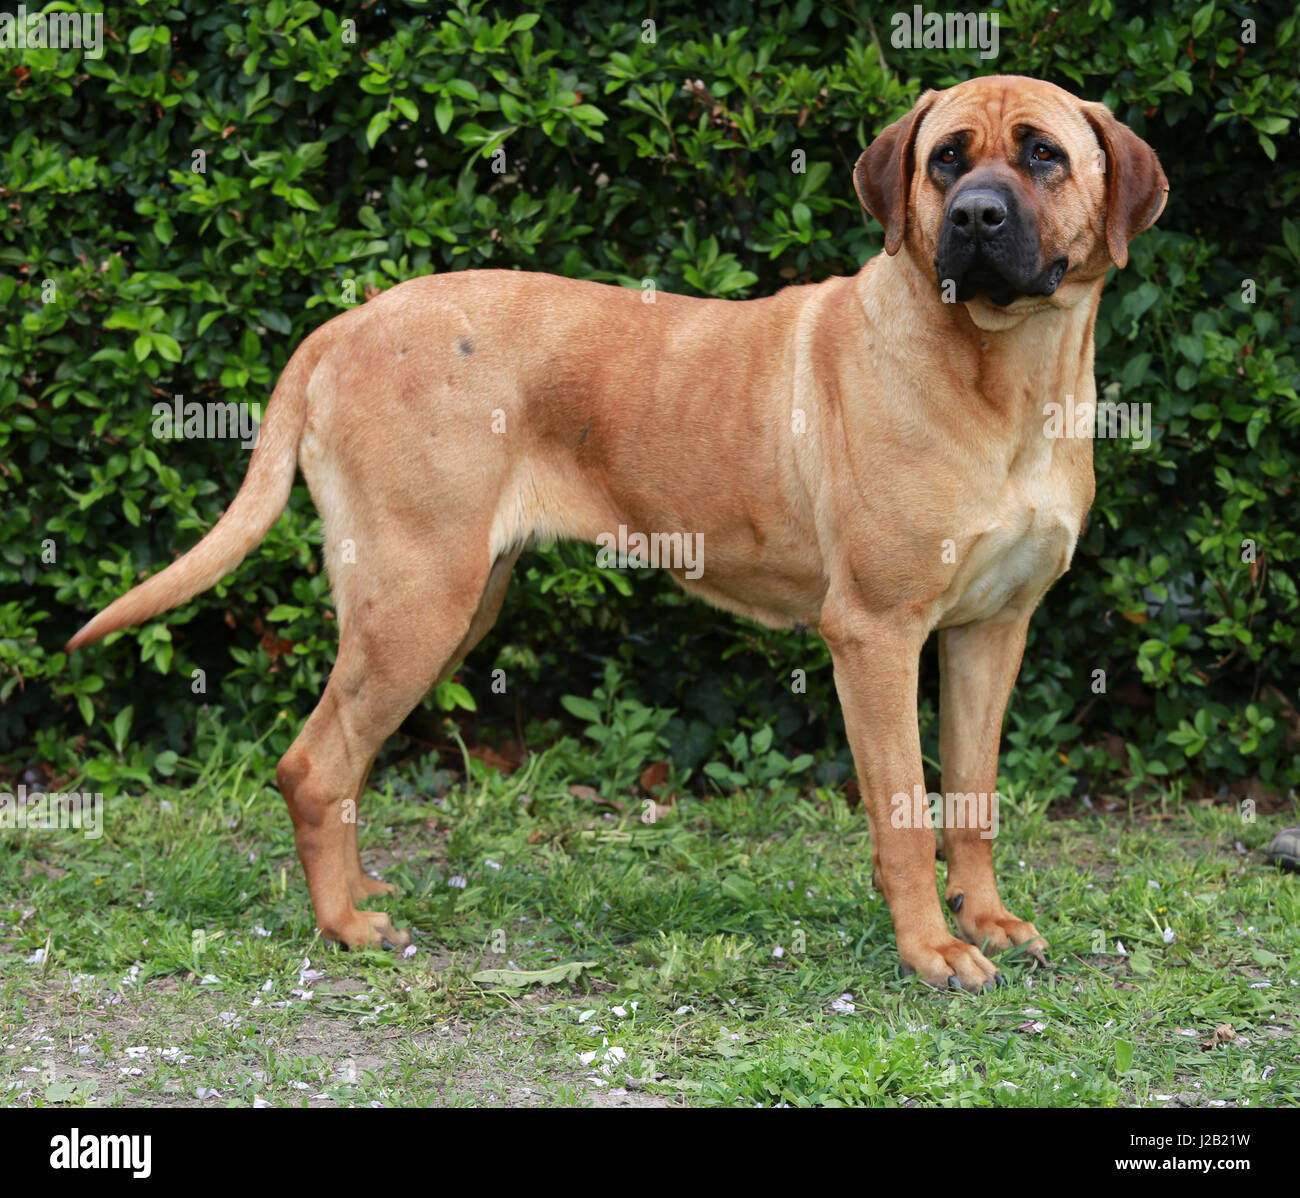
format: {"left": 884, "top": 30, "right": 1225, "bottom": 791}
{"left": 856, "top": 246, "right": 1107, "bottom": 439}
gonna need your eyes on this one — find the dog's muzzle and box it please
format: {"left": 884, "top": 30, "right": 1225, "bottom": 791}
{"left": 934, "top": 183, "right": 1067, "bottom": 307}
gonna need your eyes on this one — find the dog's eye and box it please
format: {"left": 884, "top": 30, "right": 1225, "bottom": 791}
{"left": 1031, "top": 143, "right": 1056, "bottom": 162}
{"left": 938, "top": 147, "right": 958, "bottom": 164}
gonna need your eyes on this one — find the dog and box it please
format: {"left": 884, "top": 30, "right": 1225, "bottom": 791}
{"left": 68, "top": 75, "right": 1167, "bottom": 991}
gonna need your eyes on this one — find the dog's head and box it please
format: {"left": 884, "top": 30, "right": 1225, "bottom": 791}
{"left": 854, "top": 75, "right": 1167, "bottom": 310}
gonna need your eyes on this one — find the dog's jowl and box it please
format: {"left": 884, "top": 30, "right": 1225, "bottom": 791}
{"left": 69, "top": 75, "right": 1166, "bottom": 992}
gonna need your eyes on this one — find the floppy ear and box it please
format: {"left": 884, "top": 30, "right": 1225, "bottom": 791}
{"left": 1081, "top": 102, "right": 1169, "bottom": 269}
{"left": 853, "top": 92, "right": 935, "bottom": 256}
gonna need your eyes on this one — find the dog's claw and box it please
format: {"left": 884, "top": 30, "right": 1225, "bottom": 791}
{"left": 947, "top": 891, "right": 964, "bottom": 913}
{"left": 901, "top": 936, "right": 1000, "bottom": 993}
{"left": 899, "top": 963, "right": 916, "bottom": 978}
{"left": 994, "top": 971, "right": 1006, "bottom": 987}
{"left": 1028, "top": 944, "right": 1051, "bottom": 968}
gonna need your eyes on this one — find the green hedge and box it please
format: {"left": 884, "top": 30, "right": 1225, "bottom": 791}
{"left": 2, "top": 0, "right": 1298, "bottom": 796}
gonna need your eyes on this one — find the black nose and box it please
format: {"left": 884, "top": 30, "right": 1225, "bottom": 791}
{"left": 948, "top": 189, "right": 1007, "bottom": 236}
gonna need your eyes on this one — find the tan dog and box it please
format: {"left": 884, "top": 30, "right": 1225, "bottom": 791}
{"left": 69, "top": 75, "right": 1166, "bottom": 991}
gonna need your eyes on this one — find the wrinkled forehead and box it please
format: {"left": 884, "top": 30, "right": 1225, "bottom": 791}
{"left": 916, "top": 79, "right": 1098, "bottom": 158}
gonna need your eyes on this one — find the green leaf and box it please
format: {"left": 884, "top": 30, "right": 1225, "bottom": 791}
{"left": 110, "top": 706, "right": 133, "bottom": 753}
{"left": 471, "top": 960, "right": 597, "bottom": 989}
{"left": 244, "top": 73, "right": 270, "bottom": 118}
{"left": 561, "top": 695, "right": 602, "bottom": 723}
{"left": 435, "top": 97, "right": 454, "bottom": 134}
{"left": 127, "top": 25, "right": 155, "bottom": 54}
{"left": 499, "top": 92, "right": 525, "bottom": 123}
{"left": 444, "top": 79, "right": 478, "bottom": 101}
{"left": 366, "top": 110, "right": 392, "bottom": 148}
{"left": 45, "top": 1079, "right": 99, "bottom": 1103}
{"left": 721, "top": 874, "right": 757, "bottom": 903}
{"left": 152, "top": 334, "right": 182, "bottom": 363}
{"left": 437, "top": 680, "right": 476, "bottom": 712}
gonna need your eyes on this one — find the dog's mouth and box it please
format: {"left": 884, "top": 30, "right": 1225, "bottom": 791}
{"left": 936, "top": 251, "right": 1069, "bottom": 307}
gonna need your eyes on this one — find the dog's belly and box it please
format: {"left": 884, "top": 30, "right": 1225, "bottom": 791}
{"left": 669, "top": 550, "right": 827, "bottom": 628}
{"left": 557, "top": 489, "right": 829, "bottom": 630}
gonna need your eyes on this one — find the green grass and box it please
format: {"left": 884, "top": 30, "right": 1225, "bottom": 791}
{"left": 2, "top": 730, "right": 1297, "bottom": 1108}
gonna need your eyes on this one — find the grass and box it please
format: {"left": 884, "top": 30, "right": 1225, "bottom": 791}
{"left": 2, "top": 727, "right": 1297, "bottom": 1108}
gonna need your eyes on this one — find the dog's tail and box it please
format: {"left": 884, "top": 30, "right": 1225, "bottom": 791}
{"left": 65, "top": 335, "right": 324, "bottom": 653}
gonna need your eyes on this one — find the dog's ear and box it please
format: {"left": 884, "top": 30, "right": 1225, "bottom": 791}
{"left": 853, "top": 92, "right": 935, "bottom": 256}
{"left": 1081, "top": 102, "right": 1169, "bottom": 269}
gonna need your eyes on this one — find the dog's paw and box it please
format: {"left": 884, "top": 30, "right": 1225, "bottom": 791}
{"left": 948, "top": 896, "right": 1048, "bottom": 965}
{"left": 897, "top": 934, "right": 1003, "bottom": 993}
{"left": 322, "top": 909, "right": 411, "bottom": 952}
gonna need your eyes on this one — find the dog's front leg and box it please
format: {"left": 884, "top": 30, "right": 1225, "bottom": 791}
{"left": 938, "top": 616, "right": 1048, "bottom": 964}
{"left": 825, "top": 609, "right": 1002, "bottom": 991}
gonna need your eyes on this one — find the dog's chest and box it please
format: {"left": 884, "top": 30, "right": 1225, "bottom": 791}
{"left": 937, "top": 452, "right": 1083, "bottom": 626}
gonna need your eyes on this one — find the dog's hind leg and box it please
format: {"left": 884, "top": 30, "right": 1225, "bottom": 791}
{"left": 276, "top": 538, "right": 509, "bottom": 951}
{"left": 344, "top": 764, "right": 397, "bottom": 905}
{"left": 340, "top": 548, "right": 521, "bottom": 910}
